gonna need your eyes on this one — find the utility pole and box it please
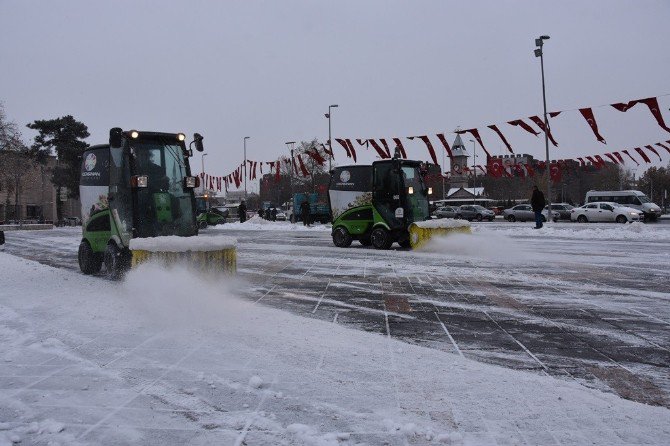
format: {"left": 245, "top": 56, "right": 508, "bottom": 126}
{"left": 201, "top": 153, "right": 208, "bottom": 194}
{"left": 326, "top": 105, "right": 338, "bottom": 172}
{"left": 535, "top": 35, "right": 551, "bottom": 218}
{"left": 469, "top": 139, "right": 477, "bottom": 204}
{"left": 285, "top": 141, "right": 296, "bottom": 221}
{"left": 244, "top": 137, "right": 250, "bottom": 199}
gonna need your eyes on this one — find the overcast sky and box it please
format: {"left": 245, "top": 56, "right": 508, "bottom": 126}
{"left": 2, "top": 0, "right": 669, "bottom": 191}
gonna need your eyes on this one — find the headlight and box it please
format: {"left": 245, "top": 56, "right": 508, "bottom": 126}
{"left": 408, "top": 186, "right": 414, "bottom": 194}
{"left": 130, "top": 130, "right": 139, "bottom": 139}
{"left": 177, "top": 133, "right": 186, "bottom": 142}
{"left": 630, "top": 212, "right": 638, "bottom": 215}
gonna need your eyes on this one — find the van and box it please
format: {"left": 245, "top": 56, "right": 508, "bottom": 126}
{"left": 585, "top": 190, "right": 662, "bottom": 220}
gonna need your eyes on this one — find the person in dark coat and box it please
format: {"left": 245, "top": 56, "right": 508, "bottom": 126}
{"left": 530, "top": 186, "right": 546, "bottom": 229}
{"left": 271, "top": 207, "right": 277, "bottom": 222}
{"left": 300, "top": 200, "right": 310, "bottom": 226}
{"left": 238, "top": 200, "right": 247, "bottom": 223}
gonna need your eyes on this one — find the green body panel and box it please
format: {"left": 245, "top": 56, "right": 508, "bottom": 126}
{"left": 332, "top": 204, "right": 391, "bottom": 240}
{"left": 153, "top": 192, "right": 174, "bottom": 224}
{"left": 196, "top": 212, "right": 225, "bottom": 225}
{"left": 84, "top": 210, "right": 113, "bottom": 253}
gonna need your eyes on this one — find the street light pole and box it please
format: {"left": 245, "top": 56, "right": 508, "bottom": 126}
{"left": 535, "top": 35, "right": 551, "bottom": 217}
{"left": 244, "top": 136, "right": 250, "bottom": 199}
{"left": 469, "top": 139, "right": 477, "bottom": 204}
{"left": 285, "top": 141, "right": 296, "bottom": 220}
{"left": 201, "top": 153, "right": 208, "bottom": 194}
{"left": 326, "top": 104, "right": 338, "bottom": 172}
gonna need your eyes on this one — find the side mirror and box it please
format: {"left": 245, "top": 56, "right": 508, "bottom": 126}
{"left": 193, "top": 133, "right": 204, "bottom": 152}
{"left": 110, "top": 127, "right": 123, "bottom": 148}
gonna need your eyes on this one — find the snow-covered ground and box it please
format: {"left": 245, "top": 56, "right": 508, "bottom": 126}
{"left": 1, "top": 221, "right": 670, "bottom": 445}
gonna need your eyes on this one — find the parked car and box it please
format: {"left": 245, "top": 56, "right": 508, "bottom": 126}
{"left": 503, "top": 205, "right": 559, "bottom": 222}
{"left": 545, "top": 203, "right": 574, "bottom": 220}
{"left": 434, "top": 206, "right": 458, "bottom": 219}
{"left": 455, "top": 205, "right": 495, "bottom": 221}
{"left": 585, "top": 190, "right": 661, "bottom": 221}
{"left": 275, "top": 210, "right": 287, "bottom": 221}
{"left": 490, "top": 206, "right": 504, "bottom": 216}
{"left": 571, "top": 202, "right": 642, "bottom": 223}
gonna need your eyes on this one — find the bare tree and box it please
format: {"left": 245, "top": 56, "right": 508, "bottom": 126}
{"left": 0, "top": 104, "right": 32, "bottom": 221}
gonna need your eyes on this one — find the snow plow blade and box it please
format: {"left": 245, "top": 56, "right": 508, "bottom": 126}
{"left": 408, "top": 220, "right": 471, "bottom": 249}
{"left": 129, "top": 235, "right": 237, "bottom": 274}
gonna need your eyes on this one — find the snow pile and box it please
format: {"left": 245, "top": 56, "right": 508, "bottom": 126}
{"left": 129, "top": 234, "right": 237, "bottom": 251}
{"left": 476, "top": 221, "right": 670, "bottom": 241}
{"left": 215, "top": 216, "right": 331, "bottom": 232}
{"left": 413, "top": 219, "right": 470, "bottom": 229}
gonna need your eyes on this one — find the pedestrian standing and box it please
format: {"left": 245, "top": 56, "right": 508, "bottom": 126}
{"left": 271, "top": 207, "right": 277, "bottom": 222}
{"left": 530, "top": 186, "right": 546, "bottom": 229}
{"left": 238, "top": 200, "right": 247, "bottom": 223}
{"left": 300, "top": 200, "right": 310, "bottom": 226}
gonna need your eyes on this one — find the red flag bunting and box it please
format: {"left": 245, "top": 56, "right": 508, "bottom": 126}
{"left": 306, "top": 148, "right": 326, "bottom": 165}
{"left": 379, "top": 139, "right": 392, "bottom": 158}
{"left": 456, "top": 128, "right": 491, "bottom": 158}
{"left": 335, "top": 138, "right": 357, "bottom": 162}
{"left": 594, "top": 155, "right": 607, "bottom": 167}
{"left": 436, "top": 134, "right": 454, "bottom": 160}
{"left": 407, "top": 135, "right": 438, "bottom": 165}
{"left": 612, "top": 97, "right": 670, "bottom": 133}
{"left": 392, "top": 138, "right": 407, "bottom": 158}
{"left": 579, "top": 108, "right": 606, "bottom": 144}
{"left": 603, "top": 153, "right": 619, "bottom": 164}
{"left": 297, "top": 155, "right": 309, "bottom": 176}
{"left": 529, "top": 116, "right": 558, "bottom": 146}
{"left": 487, "top": 125, "right": 514, "bottom": 154}
{"left": 508, "top": 119, "right": 540, "bottom": 136}
{"left": 577, "top": 157, "right": 585, "bottom": 167}
{"left": 368, "top": 139, "right": 390, "bottom": 159}
{"left": 656, "top": 142, "right": 670, "bottom": 154}
{"left": 487, "top": 158, "right": 504, "bottom": 177}
{"left": 621, "top": 150, "right": 640, "bottom": 165}
{"left": 613, "top": 152, "right": 625, "bottom": 164}
{"left": 634, "top": 147, "right": 652, "bottom": 163}
{"left": 644, "top": 145, "right": 662, "bottom": 161}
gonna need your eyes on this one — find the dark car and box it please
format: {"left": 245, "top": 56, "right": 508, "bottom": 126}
{"left": 455, "top": 205, "right": 495, "bottom": 222}
{"left": 544, "top": 203, "right": 574, "bottom": 220}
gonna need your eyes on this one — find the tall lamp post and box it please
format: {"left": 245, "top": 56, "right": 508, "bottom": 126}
{"left": 243, "top": 136, "right": 250, "bottom": 199}
{"left": 469, "top": 139, "right": 477, "bottom": 204}
{"left": 285, "top": 141, "right": 296, "bottom": 219}
{"left": 534, "top": 35, "right": 551, "bottom": 216}
{"left": 325, "top": 104, "right": 338, "bottom": 172}
{"left": 201, "top": 153, "right": 208, "bottom": 194}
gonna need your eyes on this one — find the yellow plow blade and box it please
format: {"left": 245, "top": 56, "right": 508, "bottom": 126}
{"left": 129, "top": 235, "right": 237, "bottom": 274}
{"left": 408, "top": 220, "right": 471, "bottom": 249}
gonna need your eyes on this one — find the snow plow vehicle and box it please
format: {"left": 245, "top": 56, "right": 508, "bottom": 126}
{"left": 78, "top": 128, "right": 235, "bottom": 278}
{"left": 328, "top": 151, "right": 470, "bottom": 249}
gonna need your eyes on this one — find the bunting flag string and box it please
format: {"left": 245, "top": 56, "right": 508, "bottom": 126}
{"left": 392, "top": 138, "right": 407, "bottom": 158}
{"left": 436, "top": 134, "right": 454, "bottom": 159}
{"left": 612, "top": 97, "right": 670, "bottom": 133}
{"left": 528, "top": 116, "right": 559, "bottom": 146}
{"left": 379, "top": 139, "right": 392, "bottom": 158}
{"left": 487, "top": 125, "right": 514, "bottom": 154}
{"left": 603, "top": 153, "right": 619, "bottom": 164}
{"left": 644, "top": 145, "right": 662, "bottom": 162}
{"left": 579, "top": 108, "right": 606, "bottom": 144}
{"left": 613, "top": 152, "right": 625, "bottom": 164}
{"left": 622, "top": 150, "right": 640, "bottom": 166}
{"left": 368, "top": 139, "right": 391, "bottom": 159}
{"left": 508, "top": 119, "right": 540, "bottom": 136}
{"left": 297, "top": 154, "right": 309, "bottom": 176}
{"left": 634, "top": 147, "right": 652, "bottom": 163}
{"left": 656, "top": 142, "right": 670, "bottom": 154}
{"left": 407, "top": 135, "right": 438, "bottom": 165}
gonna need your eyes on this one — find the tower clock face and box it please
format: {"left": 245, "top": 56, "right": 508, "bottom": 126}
{"left": 453, "top": 164, "right": 460, "bottom": 173}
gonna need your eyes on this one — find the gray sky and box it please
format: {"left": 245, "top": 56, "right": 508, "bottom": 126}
{"left": 2, "top": 0, "right": 669, "bottom": 190}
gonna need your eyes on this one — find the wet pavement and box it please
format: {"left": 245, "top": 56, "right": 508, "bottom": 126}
{"left": 3, "top": 223, "right": 670, "bottom": 409}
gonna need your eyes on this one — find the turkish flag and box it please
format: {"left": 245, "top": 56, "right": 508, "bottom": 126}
{"left": 644, "top": 145, "right": 662, "bottom": 161}
{"left": 487, "top": 158, "right": 503, "bottom": 177}
{"left": 508, "top": 119, "right": 540, "bottom": 136}
{"left": 634, "top": 147, "right": 652, "bottom": 163}
{"left": 579, "top": 108, "right": 607, "bottom": 144}
{"left": 368, "top": 139, "right": 390, "bottom": 159}
{"left": 407, "top": 135, "right": 438, "bottom": 165}
{"left": 613, "top": 152, "right": 625, "bottom": 164}
{"left": 529, "top": 116, "right": 559, "bottom": 146}
{"left": 603, "top": 153, "right": 619, "bottom": 165}
{"left": 621, "top": 150, "right": 640, "bottom": 165}
{"left": 392, "top": 138, "right": 407, "bottom": 158}
{"left": 549, "top": 163, "right": 561, "bottom": 183}
{"left": 487, "top": 124, "right": 514, "bottom": 154}
{"left": 656, "top": 142, "right": 670, "bottom": 155}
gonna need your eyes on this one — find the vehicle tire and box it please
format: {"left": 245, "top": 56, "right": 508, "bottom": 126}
{"left": 616, "top": 215, "right": 627, "bottom": 224}
{"left": 488, "top": 217, "right": 494, "bottom": 222}
{"left": 553, "top": 218, "right": 559, "bottom": 223}
{"left": 359, "top": 235, "right": 372, "bottom": 246}
{"left": 198, "top": 220, "right": 208, "bottom": 229}
{"left": 475, "top": 214, "right": 483, "bottom": 222}
{"left": 455, "top": 214, "right": 462, "bottom": 220}
{"left": 507, "top": 215, "right": 516, "bottom": 222}
{"left": 104, "top": 243, "right": 127, "bottom": 280}
{"left": 78, "top": 240, "right": 103, "bottom": 275}
{"left": 371, "top": 227, "right": 392, "bottom": 250}
{"left": 577, "top": 215, "right": 588, "bottom": 223}
{"left": 332, "top": 227, "right": 352, "bottom": 248}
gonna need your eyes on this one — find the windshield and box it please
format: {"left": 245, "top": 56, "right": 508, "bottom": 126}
{"left": 473, "top": 205, "right": 487, "bottom": 211}
{"left": 401, "top": 165, "right": 429, "bottom": 222}
{"left": 130, "top": 139, "right": 196, "bottom": 237}
{"left": 638, "top": 195, "right": 651, "bottom": 203}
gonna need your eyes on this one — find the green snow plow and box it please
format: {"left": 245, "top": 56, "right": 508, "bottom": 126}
{"left": 328, "top": 152, "right": 470, "bottom": 250}
{"left": 77, "top": 128, "right": 235, "bottom": 278}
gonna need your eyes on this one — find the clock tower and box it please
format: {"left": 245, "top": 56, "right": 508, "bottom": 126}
{"left": 449, "top": 134, "right": 470, "bottom": 188}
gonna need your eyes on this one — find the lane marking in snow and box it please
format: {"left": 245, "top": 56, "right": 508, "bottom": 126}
{"left": 434, "top": 312, "right": 463, "bottom": 357}
{"left": 233, "top": 373, "right": 279, "bottom": 446}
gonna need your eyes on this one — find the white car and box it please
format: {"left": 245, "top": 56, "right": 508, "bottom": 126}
{"left": 571, "top": 202, "right": 642, "bottom": 223}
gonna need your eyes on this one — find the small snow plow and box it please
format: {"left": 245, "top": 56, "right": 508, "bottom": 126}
{"left": 328, "top": 149, "right": 471, "bottom": 249}
{"left": 78, "top": 128, "right": 236, "bottom": 278}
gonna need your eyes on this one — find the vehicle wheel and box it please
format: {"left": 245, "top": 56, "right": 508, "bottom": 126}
{"left": 616, "top": 215, "right": 627, "bottom": 224}
{"left": 78, "top": 240, "right": 103, "bottom": 275}
{"left": 359, "top": 235, "right": 372, "bottom": 246}
{"left": 488, "top": 217, "right": 494, "bottom": 222}
{"left": 553, "top": 218, "right": 559, "bottom": 223}
{"left": 332, "top": 227, "right": 352, "bottom": 247}
{"left": 198, "top": 220, "right": 208, "bottom": 229}
{"left": 455, "top": 214, "right": 462, "bottom": 220}
{"left": 104, "top": 243, "right": 128, "bottom": 280}
{"left": 475, "top": 214, "right": 483, "bottom": 222}
{"left": 577, "top": 215, "right": 588, "bottom": 223}
{"left": 507, "top": 215, "right": 516, "bottom": 222}
{"left": 371, "top": 227, "right": 392, "bottom": 250}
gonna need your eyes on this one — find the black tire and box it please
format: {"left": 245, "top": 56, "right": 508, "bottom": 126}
{"left": 475, "top": 214, "right": 483, "bottom": 222}
{"left": 371, "top": 227, "right": 392, "bottom": 250}
{"left": 507, "top": 215, "right": 516, "bottom": 222}
{"left": 78, "top": 240, "right": 103, "bottom": 275}
{"left": 577, "top": 215, "right": 588, "bottom": 223}
{"left": 455, "top": 214, "right": 462, "bottom": 220}
{"left": 199, "top": 220, "right": 208, "bottom": 229}
{"left": 616, "top": 215, "right": 627, "bottom": 224}
{"left": 398, "top": 239, "right": 411, "bottom": 249}
{"left": 332, "top": 227, "right": 352, "bottom": 248}
{"left": 359, "top": 235, "right": 372, "bottom": 246}
{"left": 104, "top": 243, "right": 127, "bottom": 280}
